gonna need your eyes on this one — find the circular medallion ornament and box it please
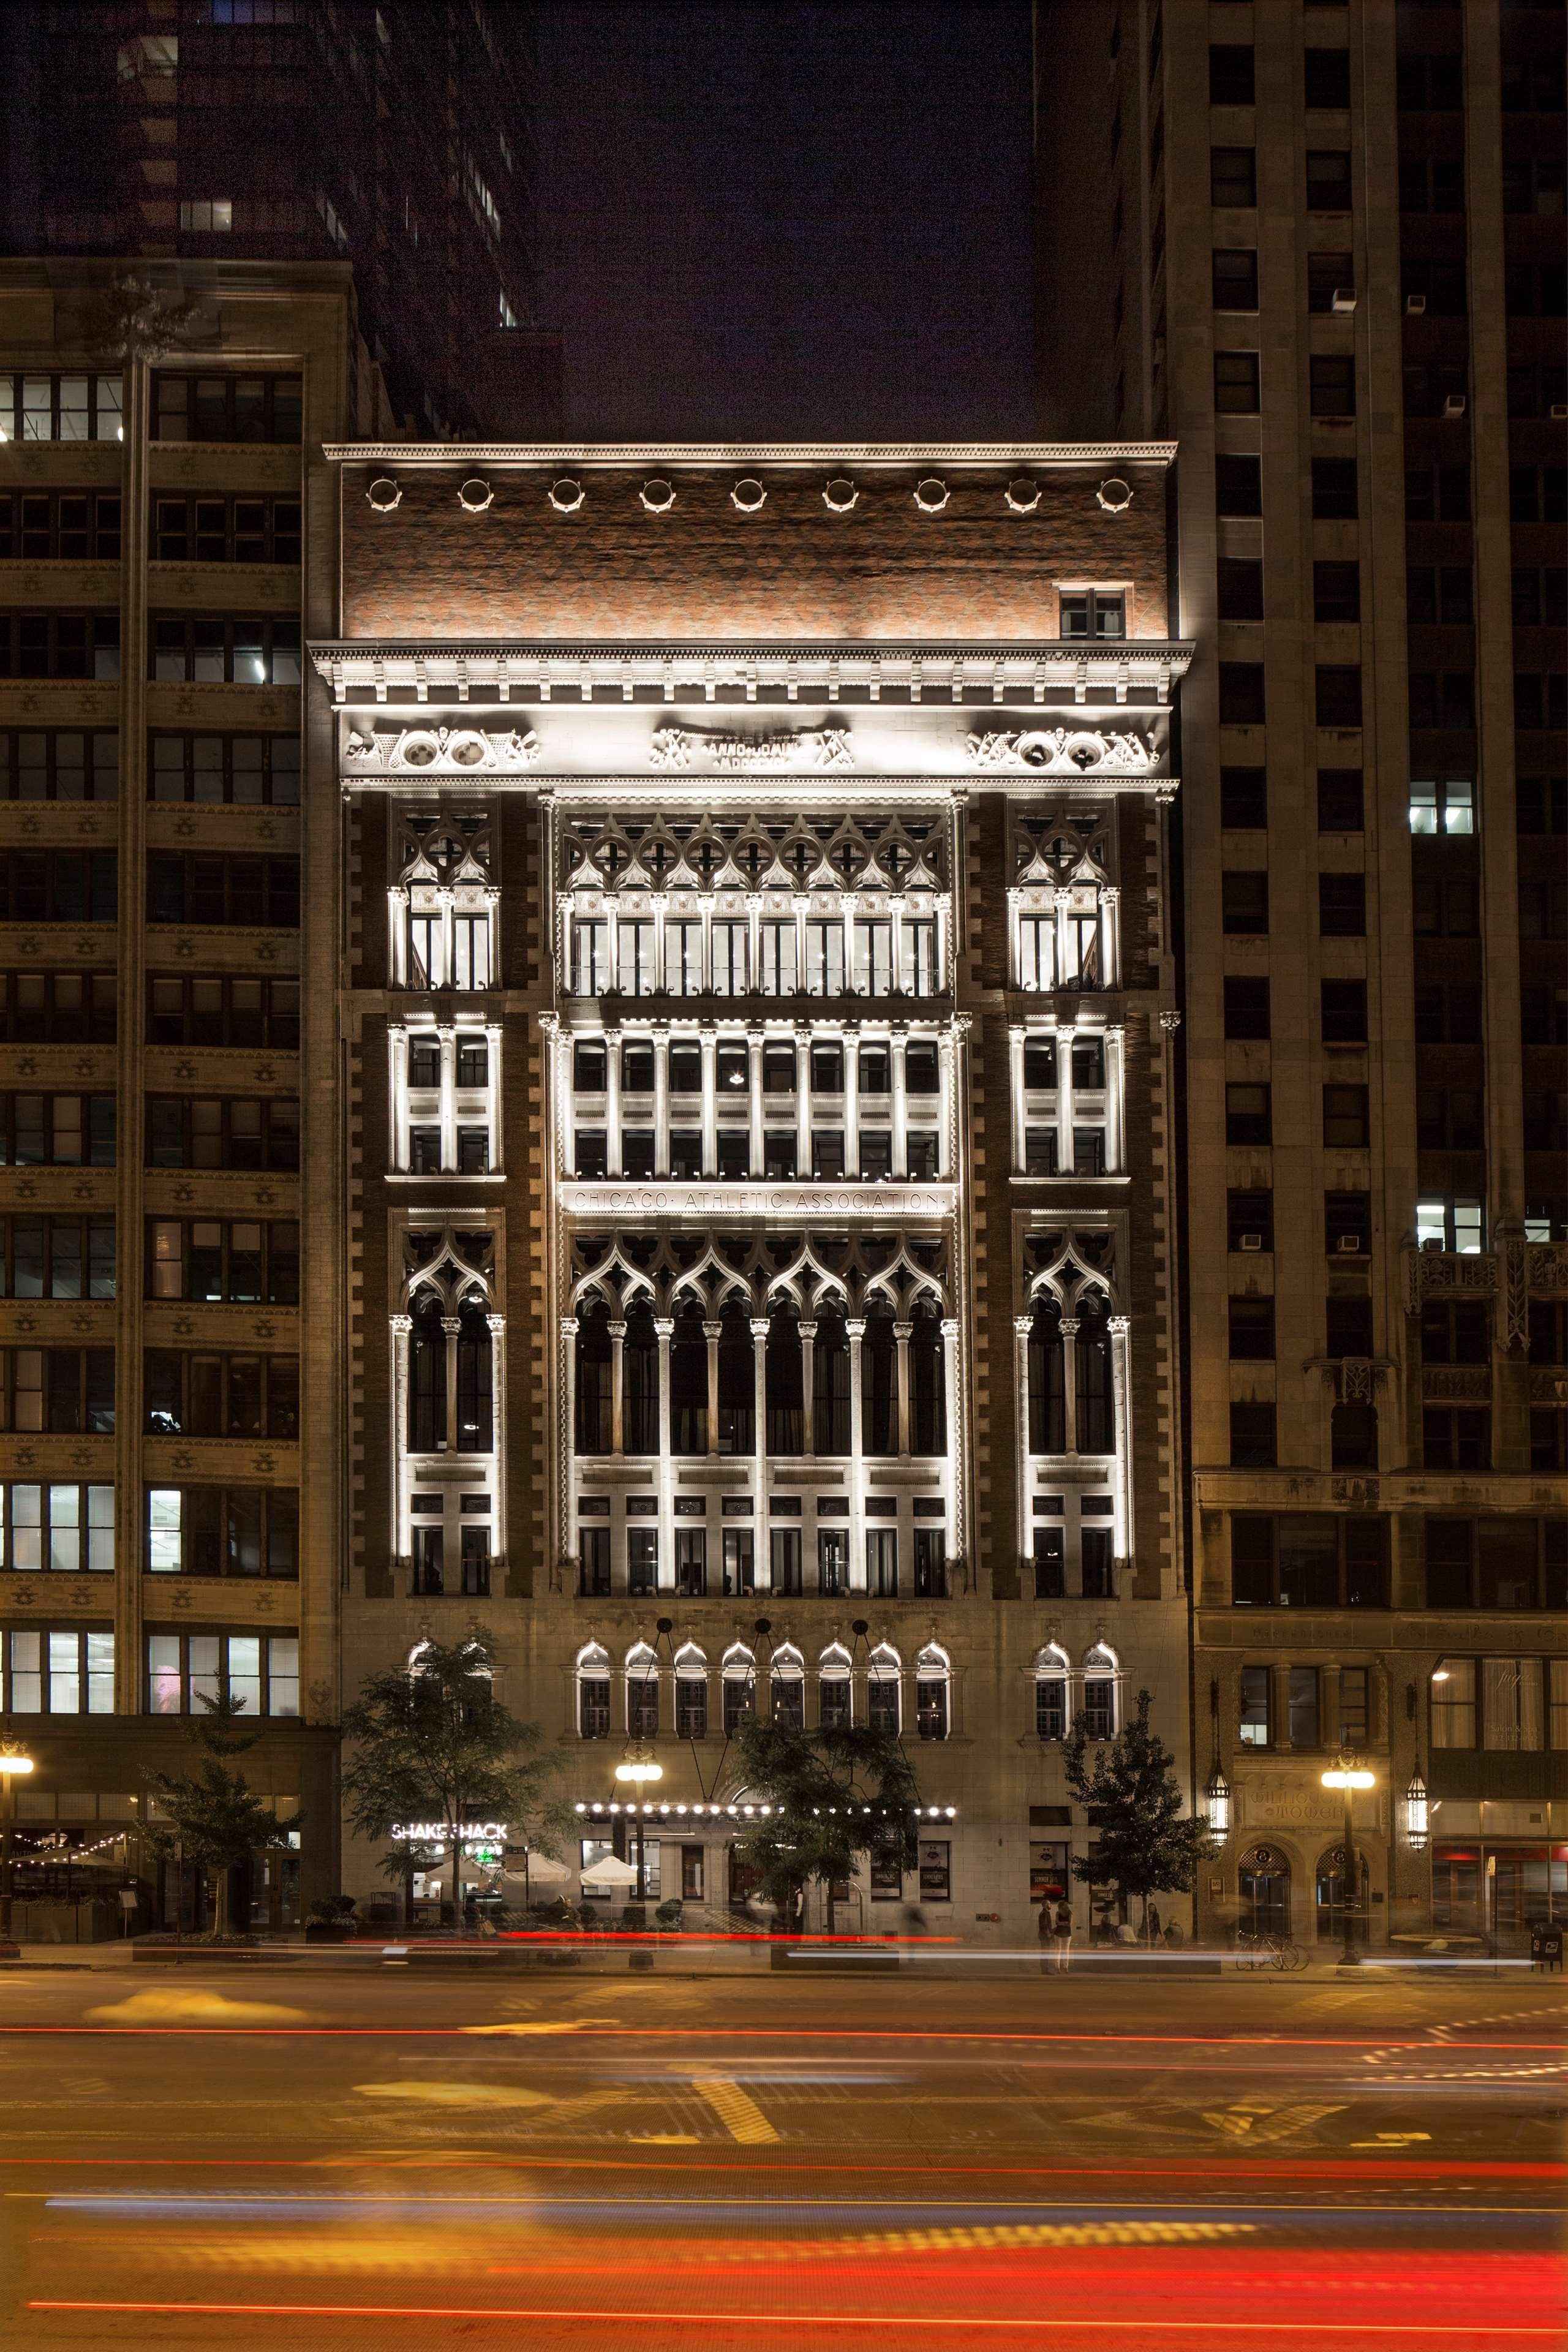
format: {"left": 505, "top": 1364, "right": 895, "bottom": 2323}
{"left": 731, "top": 477, "right": 767, "bottom": 512}
{"left": 639, "top": 477, "right": 677, "bottom": 513}
{"left": 458, "top": 476, "right": 493, "bottom": 512}
{"left": 1096, "top": 476, "right": 1134, "bottom": 513}
{"left": 366, "top": 477, "right": 401, "bottom": 512}
{"left": 913, "top": 476, "right": 950, "bottom": 513}
{"left": 822, "top": 476, "right": 859, "bottom": 513}
{"left": 548, "top": 477, "right": 585, "bottom": 513}
{"left": 1006, "top": 476, "right": 1041, "bottom": 513}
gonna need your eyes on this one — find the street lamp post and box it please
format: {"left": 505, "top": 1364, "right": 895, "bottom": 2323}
{"left": 0, "top": 1743, "right": 37, "bottom": 1955}
{"left": 615, "top": 1747, "right": 663, "bottom": 1903}
{"left": 1321, "top": 1751, "right": 1376, "bottom": 1969}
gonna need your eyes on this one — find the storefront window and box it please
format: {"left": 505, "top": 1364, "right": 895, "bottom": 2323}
{"left": 918, "top": 1840, "right": 951, "bottom": 1902}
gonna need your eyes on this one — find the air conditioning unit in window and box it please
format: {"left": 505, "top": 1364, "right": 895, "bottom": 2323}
{"left": 1442, "top": 392, "right": 1467, "bottom": 418}
{"left": 1336, "top": 1233, "right": 1363, "bottom": 1254}
{"left": 1331, "top": 288, "right": 1358, "bottom": 314}
{"left": 1238, "top": 1232, "right": 1264, "bottom": 1253}
{"left": 1404, "top": 293, "right": 1427, "bottom": 315}
{"left": 1421, "top": 1236, "right": 1446, "bottom": 1253}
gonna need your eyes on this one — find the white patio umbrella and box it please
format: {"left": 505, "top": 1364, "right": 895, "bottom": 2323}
{"left": 579, "top": 1855, "right": 641, "bottom": 1888}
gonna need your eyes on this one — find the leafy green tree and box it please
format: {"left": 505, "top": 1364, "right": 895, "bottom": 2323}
{"left": 729, "top": 1716, "right": 921, "bottom": 1926}
{"left": 1061, "top": 1686, "right": 1208, "bottom": 1938}
{"left": 340, "top": 1630, "right": 570, "bottom": 1928}
{"left": 142, "top": 1692, "right": 301, "bottom": 1939}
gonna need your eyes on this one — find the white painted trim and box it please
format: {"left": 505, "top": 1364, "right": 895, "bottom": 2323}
{"left": 322, "top": 440, "right": 1178, "bottom": 467}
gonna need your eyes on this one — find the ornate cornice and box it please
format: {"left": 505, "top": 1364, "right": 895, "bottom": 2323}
{"left": 322, "top": 440, "right": 1178, "bottom": 468}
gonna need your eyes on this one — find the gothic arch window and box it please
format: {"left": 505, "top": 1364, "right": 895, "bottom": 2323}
{"left": 867, "top": 1643, "right": 902, "bottom": 1736}
{"left": 1082, "top": 1642, "right": 1119, "bottom": 1741}
{"left": 409, "top": 1293, "right": 448, "bottom": 1455}
{"left": 717, "top": 1298, "right": 755, "bottom": 1455}
{"left": 674, "top": 1644, "right": 708, "bottom": 1740}
{"left": 1074, "top": 1294, "right": 1114, "bottom": 1456}
{"left": 1033, "top": 1643, "right": 1069, "bottom": 1741}
{"left": 771, "top": 1643, "right": 805, "bottom": 1730}
{"left": 910, "top": 1307, "right": 947, "bottom": 1457}
{"left": 625, "top": 1642, "right": 659, "bottom": 1738}
{"left": 722, "top": 1643, "right": 756, "bottom": 1736}
{"left": 765, "top": 1303, "right": 804, "bottom": 1454}
{"left": 818, "top": 1642, "right": 852, "bottom": 1732}
{"left": 862, "top": 1302, "right": 897, "bottom": 1456}
{"left": 575, "top": 1303, "right": 612, "bottom": 1455}
{"left": 407, "top": 1294, "right": 492, "bottom": 1457}
{"left": 1028, "top": 1298, "right": 1066, "bottom": 1455}
{"left": 669, "top": 1297, "right": 708, "bottom": 1455}
{"left": 623, "top": 1303, "right": 659, "bottom": 1455}
{"left": 915, "top": 1643, "right": 951, "bottom": 1741}
{"left": 813, "top": 1308, "right": 851, "bottom": 1455}
{"left": 576, "top": 1643, "right": 611, "bottom": 1740}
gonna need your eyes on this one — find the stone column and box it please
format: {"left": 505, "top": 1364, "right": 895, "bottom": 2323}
{"left": 750, "top": 1316, "right": 771, "bottom": 1549}
{"left": 485, "top": 1023, "right": 503, "bottom": 1172}
{"left": 843, "top": 1024, "right": 860, "bottom": 1176}
{"left": 894, "top": 1320, "right": 914, "bottom": 1457}
{"left": 1056, "top": 1026, "right": 1076, "bottom": 1177}
{"left": 608, "top": 1318, "right": 627, "bottom": 1457}
{"left": 486, "top": 1312, "right": 507, "bottom": 1576}
{"left": 652, "top": 1023, "right": 670, "bottom": 1178}
{"left": 747, "top": 1025, "right": 765, "bottom": 1173}
{"left": 795, "top": 1023, "right": 813, "bottom": 1173}
{"left": 699, "top": 1026, "right": 717, "bottom": 1177}
{"left": 654, "top": 1316, "right": 676, "bottom": 1589}
{"left": 390, "top": 1313, "right": 413, "bottom": 1569}
{"left": 1008, "top": 1024, "right": 1026, "bottom": 1174}
{"left": 941, "top": 1316, "right": 962, "bottom": 1570}
{"left": 387, "top": 1020, "right": 409, "bottom": 1170}
{"left": 1104, "top": 1023, "right": 1125, "bottom": 1175}
{"left": 798, "top": 1319, "right": 818, "bottom": 1459}
{"left": 703, "top": 1319, "right": 723, "bottom": 1458}
{"left": 846, "top": 1316, "right": 867, "bottom": 1588}
{"left": 604, "top": 1027, "right": 623, "bottom": 1178}
{"left": 1059, "top": 1316, "right": 1080, "bottom": 1457}
{"left": 890, "top": 1025, "right": 909, "bottom": 1175}
{"left": 559, "top": 1316, "right": 579, "bottom": 1571}
{"left": 437, "top": 1023, "right": 457, "bottom": 1171}
{"left": 1107, "top": 1313, "right": 1134, "bottom": 1586}
{"left": 440, "top": 1314, "right": 461, "bottom": 1455}
{"left": 1014, "top": 1313, "right": 1034, "bottom": 1578}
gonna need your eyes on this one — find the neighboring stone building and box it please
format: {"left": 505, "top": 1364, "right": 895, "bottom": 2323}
{"left": 320, "top": 442, "right": 1196, "bottom": 1936}
{"left": 1038, "top": 0, "right": 1568, "bottom": 1948}
{"left": 0, "top": 259, "right": 369, "bottom": 1928}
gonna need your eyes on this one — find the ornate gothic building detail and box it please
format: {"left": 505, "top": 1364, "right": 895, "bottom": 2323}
{"left": 347, "top": 725, "right": 540, "bottom": 769}
{"left": 967, "top": 727, "right": 1155, "bottom": 773}
{"left": 649, "top": 724, "right": 854, "bottom": 770}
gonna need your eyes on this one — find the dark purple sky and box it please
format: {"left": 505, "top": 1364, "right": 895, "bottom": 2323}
{"left": 533, "top": 1, "right": 1036, "bottom": 440}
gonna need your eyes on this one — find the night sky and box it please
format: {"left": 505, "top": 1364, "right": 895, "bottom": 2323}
{"left": 533, "top": 0, "right": 1037, "bottom": 441}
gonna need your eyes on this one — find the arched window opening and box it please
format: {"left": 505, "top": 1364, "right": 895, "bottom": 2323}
{"left": 1075, "top": 1298, "right": 1113, "bottom": 1456}
{"left": 622, "top": 1303, "right": 658, "bottom": 1455}
{"left": 409, "top": 1294, "right": 448, "bottom": 1453}
{"left": 1033, "top": 1645, "right": 1069, "bottom": 1741}
{"left": 717, "top": 1299, "right": 755, "bottom": 1455}
{"left": 626, "top": 1643, "right": 659, "bottom": 1738}
{"left": 1314, "top": 1843, "right": 1369, "bottom": 1944}
{"left": 813, "top": 1310, "right": 851, "bottom": 1455}
{"left": 862, "top": 1303, "right": 897, "bottom": 1456}
{"left": 674, "top": 1646, "right": 707, "bottom": 1740}
{"left": 910, "top": 1310, "right": 946, "bottom": 1456}
{"left": 1082, "top": 1643, "right": 1118, "bottom": 1741}
{"left": 577, "top": 1643, "right": 611, "bottom": 1740}
{"left": 771, "top": 1644, "right": 805, "bottom": 1731}
{"left": 575, "top": 1304, "right": 612, "bottom": 1454}
{"left": 765, "top": 1305, "right": 804, "bottom": 1453}
{"left": 1238, "top": 1844, "right": 1291, "bottom": 1938}
{"left": 1332, "top": 1402, "right": 1378, "bottom": 1471}
{"left": 1028, "top": 1300, "right": 1066, "bottom": 1455}
{"left": 915, "top": 1644, "right": 950, "bottom": 1741}
{"left": 669, "top": 1297, "right": 707, "bottom": 1455}
{"left": 722, "top": 1645, "right": 755, "bottom": 1736}
{"left": 867, "top": 1644, "right": 902, "bottom": 1736}
{"left": 454, "top": 1302, "right": 492, "bottom": 1453}
{"left": 818, "top": 1645, "right": 852, "bottom": 1732}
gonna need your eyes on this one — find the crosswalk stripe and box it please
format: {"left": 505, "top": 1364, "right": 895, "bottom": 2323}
{"left": 692, "top": 2077, "right": 780, "bottom": 2145}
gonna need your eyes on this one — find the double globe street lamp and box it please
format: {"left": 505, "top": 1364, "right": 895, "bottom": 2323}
{"left": 1321, "top": 1751, "right": 1376, "bottom": 1969}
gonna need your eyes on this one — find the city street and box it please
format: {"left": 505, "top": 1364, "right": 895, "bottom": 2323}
{"left": 0, "top": 1959, "right": 1562, "bottom": 2348}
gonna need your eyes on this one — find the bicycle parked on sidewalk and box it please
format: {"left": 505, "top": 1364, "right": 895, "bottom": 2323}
{"left": 1234, "top": 1928, "right": 1308, "bottom": 1972}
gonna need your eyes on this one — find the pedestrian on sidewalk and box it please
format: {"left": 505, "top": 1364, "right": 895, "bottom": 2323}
{"left": 1052, "top": 1894, "right": 1074, "bottom": 1973}
{"left": 1036, "top": 1896, "right": 1054, "bottom": 1976}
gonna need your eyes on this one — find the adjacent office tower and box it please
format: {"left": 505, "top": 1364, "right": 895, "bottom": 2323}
{"left": 1038, "top": 0, "right": 1567, "bottom": 1948}
{"left": 2, "top": 1, "right": 552, "bottom": 437}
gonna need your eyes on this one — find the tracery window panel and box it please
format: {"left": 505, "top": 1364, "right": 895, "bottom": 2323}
{"left": 806, "top": 920, "right": 845, "bottom": 996}
{"left": 711, "top": 921, "right": 748, "bottom": 995}
{"left": 1018, "top": 914, "right": 1055, "bottom": 992}
{"left": 759, "top": 921, "right": 798, "bottom": 995}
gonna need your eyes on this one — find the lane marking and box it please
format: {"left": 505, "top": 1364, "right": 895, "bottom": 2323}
{"left": 693, "top": 2078, "right": 781, "bottom": 2145}
{"left": 28, "top": 2301, "right": 1566, "bottom": 2335}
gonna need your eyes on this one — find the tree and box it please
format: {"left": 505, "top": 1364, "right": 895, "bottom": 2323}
{"left": 340, "top": 1629, "right": 570, "bottom": 1928}
{"left": 143, "top": 1692, "right": 301, "bottom": 1940}
{"left": 1061, "top": 1687, "right": 1209, "bottom": 1938}
{"left": 729, "top": 1716, "right": 921, "bottom": 1927}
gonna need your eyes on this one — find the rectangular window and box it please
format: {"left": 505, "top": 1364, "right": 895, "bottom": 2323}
{"left": 1224, "top": 975, "right": 1270, "bottom": 1039}
{"left": 1287, "top": 1668, "right": 1320, "bottom": 1750}
{"left": 918, "top": 1840, "right": 951, "bottom": 1903}
{"left": 0, "top": 1482, "right": 113, "bottom": 1574}
{"left": 1311, "top": 458, "right": 1357, "bottom": 519}
{"left": 1310, "top": 355, "right": 1356, "bottom": 415}
{"left": 1323, "top": 1084, "right": 1370, "bottom": 1148}
{"left": 149, "top": 734, "right": 298, "bottom": 807}
{"left": 3, "top": 1626, "right": 113, "bottom": 1713}
{"left": 1239, "top": 1665, "right": 1271, "bottom": 1747}
{"left": 1215, "top": 454, "right": 1263, "bottom": 517}
{"left": 0, "top": 729, "right": 118, "bottom": 803}
{"left": 1211, "top": 146, "right": 1256, "bottom": 207}
{"left": 1, "top": 372, "right": 123, "bottom": 443}
{"left": 143, "top": 1485, "right": 298, "bottom": 1578}
{"left": 1214, "top": 350, "right": 1261, "bottom": 413}
{"left": 1212, "top": 250, "right": 1259, "bottom": 311}
{"left": 1306, "top": 151, "right": 1353, "bottom": 212}
{"left": 1228, "top": 1188, "right": 1273, "bottom": 1252}
{"left": 1225, "top": 1083, "right": 1272, "bottom": 1145}
{"left": 151, "top": 373, "right": 301, "bottom": 444}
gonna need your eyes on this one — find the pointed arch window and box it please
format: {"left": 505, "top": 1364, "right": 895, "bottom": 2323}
{"left": 674, "top": 1645, "right": 708, "bottom": 1740}
{"left": 626, "top": 1643, "right": 659, "bottom": 1738}
{"left": 765, "top": 1304, "right": 804, "bottom": 1454}
{"left": 717, "top": 1299, "right": 755, "bottom": 1455}
{"left": 407, "top": 1292, "right": 492, "bottom": 1455}
{"left": 910, "top": 1308, "right": 947, "bottom": 1456}
{"left": 915, "top": 1644, "right": 951, "bottom": 1741}
{"left": 409, "top": 1293, "right": 448, "bottom": 1453}
{"left": 575, "top": 1303, "right": 612, "bottom": 1454}
{"left": 813, "top": 1310, "right": 851, "bottom": 1455}
{"left": 867, "top": 1643, "right": 902, "bottom": 1736}
{"left": 669, "top": 1297, "right": 707, "bottom": 1455}
{"left": 722, "top": 1644, "right": 756, "bottom": 1736}
{"left": 622, "top": 1303, "right": 659, "bottom": 1455}
{"left": 818, "top": 1643, "right": 852, "bottom": 1732}
{"left": 1028, "top": 1298, "right": 1066, "bottom": 1455}
{"left": 771, "top": 1643, "right": 805, "bottom": 1731}
{"left": 862, "top": 1303, "right": 897, "bottom": 1456}
{"left": 1075, "top": 1298, "right": 1114, "bottom": 1456}
{"left": 1082, "top": 1643, "right": 1118, "bottom": 1741}
{"left": 577, "top": 1642, "right": 611, "bottom": 1740}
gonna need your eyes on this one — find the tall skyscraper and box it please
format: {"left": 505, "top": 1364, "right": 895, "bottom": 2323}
{"left": 1038, "top": 0, "right": 1567, "bottom": 1948}
{"left": 1, "top": 1, "right": 554, "bottom": 438}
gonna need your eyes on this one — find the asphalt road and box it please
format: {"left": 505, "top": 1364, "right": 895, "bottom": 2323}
{"left": 0, "top": 1961, "right": 1562, "bottom": 2350}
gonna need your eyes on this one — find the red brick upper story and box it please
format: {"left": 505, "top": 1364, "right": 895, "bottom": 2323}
{"left": 330, "top": 445, "right": 1175, "bottom": 644}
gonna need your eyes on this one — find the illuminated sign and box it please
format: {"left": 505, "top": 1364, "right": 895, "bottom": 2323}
{"left": 390, "top": 1821, "right": 508, "bottom": 1842}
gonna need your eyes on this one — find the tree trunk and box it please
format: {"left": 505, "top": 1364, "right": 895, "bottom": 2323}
{"left": 213, "top": 1864, "right": 230, "bottom": 1940}
{"left": 403, "top": 1858, "right": 415, "bottom": 1931}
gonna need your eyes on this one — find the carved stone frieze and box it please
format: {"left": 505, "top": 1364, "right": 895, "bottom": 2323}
{"left": 1402, "top": 1248, "right": 1497, "bottom": 1317}
{"left": 346, "top": 725, "right": 539, "bottom": 771}
{"left": 1527, "top": 1243, "right": 1568, "bottom": 1295}
{"left": 650, "top": 725, "right": 854, "bottom": 771}
{"left": 1529, "top": 1369, "right": 1568, "bottom": 1405}
{"left": 967, "top": 727, "right": 1155, "bottom": 774}
{"left": 1420, "top": 1365, "right": 1491, "bottom": 1403}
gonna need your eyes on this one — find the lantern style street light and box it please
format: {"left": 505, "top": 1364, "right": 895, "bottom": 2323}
{"left": 1205, "top": 1764, "right": 1231, "bottom": 1844}
{"left": 0, "top": 1744, "right": 37, "bottom": 1951}
{"left": 1321, "top": 1751, "right": 1376, "bottom": 1969}
{"left": 1404, "top": 1770, "right": 1429, "bottom": 1855}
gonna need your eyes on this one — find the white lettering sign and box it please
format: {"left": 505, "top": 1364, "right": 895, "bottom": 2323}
{"left": 390, "top": 1820, "right": 508, "bottom": 1842}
